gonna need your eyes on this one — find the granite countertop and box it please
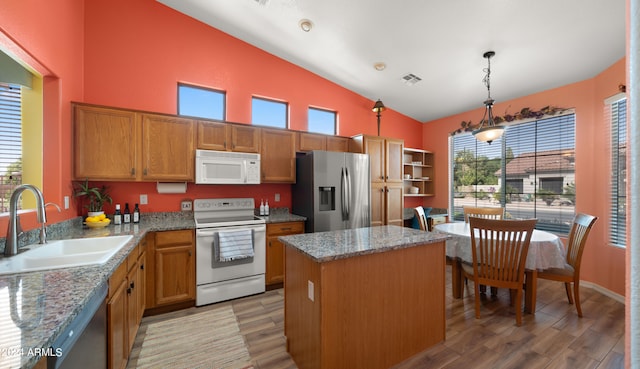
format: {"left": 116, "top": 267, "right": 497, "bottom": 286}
{"left": 255, "top": 207, "right": 306, "bottom": 224}
{"left": 279, "top": 225, "right": 449, "bottom": 263}
{"left": 0, "top": 212, "right": 195, "bottom": 369}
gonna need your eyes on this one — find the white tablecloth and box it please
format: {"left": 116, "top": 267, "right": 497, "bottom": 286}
{"left": 434, "top": 222, "right": 567, "bottom": 271}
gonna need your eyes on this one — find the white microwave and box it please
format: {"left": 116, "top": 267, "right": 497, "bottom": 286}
{"left": 195, "top": 150, "right": 261, "bottom": 184}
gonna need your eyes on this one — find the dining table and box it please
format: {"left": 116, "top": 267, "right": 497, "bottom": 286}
{"left": 434, "top": 221, "right": 567, "bottom": 314}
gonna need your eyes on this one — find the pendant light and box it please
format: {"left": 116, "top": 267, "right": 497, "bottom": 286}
{"left": 472, "top": 51, "right": 504, "bottom": 144}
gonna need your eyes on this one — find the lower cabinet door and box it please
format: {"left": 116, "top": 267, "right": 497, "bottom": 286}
{"left": 107, "top": 279, "right": 128, "bottom": 369}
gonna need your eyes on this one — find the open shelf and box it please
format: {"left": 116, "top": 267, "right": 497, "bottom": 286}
{"left": 403, "top": 148, "right": 434, "bottom": 197}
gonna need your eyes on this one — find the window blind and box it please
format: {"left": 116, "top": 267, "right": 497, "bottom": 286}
{"left": 451, "top": 113, "right": 576, "bottom": 234}
{"left": 609, "top": 97, "right": 626, "bottom": 247}
{"left": 0, "top": 83, "right": 22, "bottom": 212}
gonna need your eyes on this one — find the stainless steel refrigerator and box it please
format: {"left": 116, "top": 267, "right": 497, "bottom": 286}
{"left": 292, "top": 150, "right": 371, "bottom": 233}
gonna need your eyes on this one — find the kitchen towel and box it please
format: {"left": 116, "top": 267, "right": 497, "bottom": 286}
{"left": 217, "top": 229, "right": 254, "bottom": 262}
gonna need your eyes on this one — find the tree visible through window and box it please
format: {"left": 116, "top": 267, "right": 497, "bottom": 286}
{"left": 0, "top": 83, "right": 23, "bottom": 212}
{"left": 450, "top": 113, "right": 576, "bottom": 234}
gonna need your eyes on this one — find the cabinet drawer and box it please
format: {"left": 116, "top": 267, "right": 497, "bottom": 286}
{"left": 267, "top": 222, "right": 304, "bottom": 236}
{"left": 155, "top": 230, "right": 194, "bottom": 247}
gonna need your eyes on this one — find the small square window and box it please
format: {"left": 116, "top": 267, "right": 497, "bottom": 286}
{"left": 178, "top": 84, "right": 225, "bottom": 120}
{"left": 308, "top": 107, "right": 336, "bottom": 135}
{"left": 252, "top": 97, "right": 287, "bottom": 128}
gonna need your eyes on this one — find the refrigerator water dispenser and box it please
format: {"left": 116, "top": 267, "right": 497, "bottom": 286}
{"left": 319, "top": 187, "right": 335, "bottom": 211}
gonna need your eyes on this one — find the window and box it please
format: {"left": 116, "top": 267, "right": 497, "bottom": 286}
{"left": 308, "top": 107, "right": 336, "bottom": 135}
{"left": 0, "top": 83, "right": 22, "bottom": 212}
{"left": 609, "top": 95, "right": 626, "bottom": 247}
{"left": 251, "top": 97, "right": 287, "bottom": 128}
{"left": 450, "top": 113, "right": 576, "bottom": 234}
{"left": 178, "top": 83, "right": 225, "bottom": 120}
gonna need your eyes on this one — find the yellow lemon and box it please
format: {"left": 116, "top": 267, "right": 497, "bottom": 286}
{"left": 98, "top": 213, "right": 106, "bottom": 220}
{"left": 86, "top": 216, "right": 96, "bottom": 222}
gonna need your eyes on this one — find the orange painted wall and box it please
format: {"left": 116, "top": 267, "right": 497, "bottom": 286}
{"left": 0, "top": 0, "right": 84, "bottom": 235}
{"left": 0, "top": 0, "right": 627, "bottom": 297}
{"left": 422, "top": 58, "right": 627, "bottom": 296}
{"left": 78, "top": 0, "right": 423, "bottom": 214}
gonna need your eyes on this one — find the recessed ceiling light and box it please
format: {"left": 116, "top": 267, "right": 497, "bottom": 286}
{"left": 299, "top": 19, "right": 313, "bottom": 32}
{"left": 373, "top": 62, "right": 386, "bottom": 71}
{"left": 254, "top": 0, "right": 269, "bottom": 5}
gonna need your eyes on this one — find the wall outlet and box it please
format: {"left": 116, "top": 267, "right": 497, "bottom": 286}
{"left": 140, "top": 194, "right": 148, "bottom": 205}
{"left": 275, "top": 193, "right": 280, "bottom": 202}
{"left": 181, "top": 200, "right": 192, "bottom": 211}
{"left": 308, "top": 280, "right": 314, "bottom": 302}
{"left": 64, "top": 196, "right": 69, "bottom": 209}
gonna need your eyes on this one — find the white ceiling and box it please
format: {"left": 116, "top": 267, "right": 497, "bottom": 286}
{"left": 158, "top": 0, "right": 626, "bottom": 123}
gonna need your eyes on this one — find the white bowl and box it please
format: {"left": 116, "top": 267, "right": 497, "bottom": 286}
{"left": 409, "top": 186, "right": 419, "bottom": 194}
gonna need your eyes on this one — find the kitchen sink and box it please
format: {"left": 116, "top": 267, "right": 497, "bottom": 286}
{"left": 0, "top": 235, "right": 133, "bottom": 275}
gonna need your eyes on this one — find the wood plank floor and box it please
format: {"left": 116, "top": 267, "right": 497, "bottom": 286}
{"left": 130, "top": 265, "right": 625, "bottom": 369}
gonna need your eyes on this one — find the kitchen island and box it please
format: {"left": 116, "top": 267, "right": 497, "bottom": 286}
{"left": 279, "top": 225, "right": 449, "bottom": 369}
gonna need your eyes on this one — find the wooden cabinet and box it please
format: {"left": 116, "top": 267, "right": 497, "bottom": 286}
{"left": 197, "top": 121, "right": 260, "bottom": 153}
{"left": 403, "top": 148, "right": 435, "bottom": 197}
{"left": 261, "top": 128, "right": 296, "bottom": 183}
{"left": 297, "top": 132, "right": 350, "bottom": 152}
{"left": 146, "top": 230, "right": 195, "bottom": 308}
{"left": 351, "top": 135, "right": 404, "bottom": 226}
{"left": 73, "top": 103, "right": 195, "bottom": 181}
{"left": 140, "top": 113, "right": 195, "bottom": 181}
{"left": 107, "top": 241, "right": 145, "bottom": 369}
{"left": 74, "top": 104, "right": 138, "bottom": 180}
{"left": 266, "top": 221, "right": 304, "bottom": 287}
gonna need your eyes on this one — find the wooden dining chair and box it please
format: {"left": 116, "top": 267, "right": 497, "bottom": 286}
{"left": 462, "top": 217, "right": 537, "bottom": 326}
{"left": 413, "top": 206, "right": 429, "bottom": 231}
{"left": 537, "top": 213, "right": 598, "bottom": 317}
{"left": 463, "top": 206, "right": 505, "bottom": 223}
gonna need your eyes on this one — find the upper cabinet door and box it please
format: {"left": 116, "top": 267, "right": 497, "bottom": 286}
{"left": 74, "top": 104, "right": 138, "bottom": 180}
{"left": 261, "top": 128, "right": 296, "bottom": 183}
{"left": 196, "top": 121, "right": 260, "bottom": 153}
{"left": 230, "top": 124, "right": 260, "bottom": 153}
{"left": 364, "top": 136, "right": 385, "bottom": 183}
{"left": 140, "top": 114, "right": 195, "bottom": 181}
{"left": 385, "top": 138, "right": 404, "bottom": 183}
{"left": 197, "top": 121, "right": 229, "bottom": 151}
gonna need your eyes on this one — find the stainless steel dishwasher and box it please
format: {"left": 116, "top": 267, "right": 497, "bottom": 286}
{"left": 48, "top": 281, "right": 108, "bottom": 369}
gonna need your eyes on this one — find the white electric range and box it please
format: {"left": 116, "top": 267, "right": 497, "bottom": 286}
{"left": 194, "top": 198, "right": 266, "bottom": 306}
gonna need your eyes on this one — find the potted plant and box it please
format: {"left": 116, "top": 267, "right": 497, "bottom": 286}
{"left": 73, "top": 179, "right": 113, "bottom": 216}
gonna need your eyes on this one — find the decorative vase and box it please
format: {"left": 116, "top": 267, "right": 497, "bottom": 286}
{"left": 87, "top": 211, "right": 104, "bottom": 218}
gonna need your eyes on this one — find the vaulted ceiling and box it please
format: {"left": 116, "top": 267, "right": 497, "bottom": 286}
{"left": 158, "top": 0, "right": 626, "bottom": 122}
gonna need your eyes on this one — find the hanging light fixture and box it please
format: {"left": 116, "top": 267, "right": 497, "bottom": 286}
{"left": 372, "top": 99, "right": 386, "bottom": 136}
{"left": 472, "top": 51, "right": 504, "bottom": 144}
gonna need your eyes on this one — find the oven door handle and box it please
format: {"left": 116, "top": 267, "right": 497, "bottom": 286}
{"left": 197, "top": 229, "right": 219, "bottom": 237}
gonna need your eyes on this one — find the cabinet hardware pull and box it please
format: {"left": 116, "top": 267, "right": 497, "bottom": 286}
{"left": 140, "top": 264, "right": 144, "bottom": 270}
{"left": 268, "top": 241, "right": 271, "bottom": 247}
{"left": 224, "top": 141, "right": 227, "bottom": 149}
{"left": 130, "top": 281, "right": 135, "bottom": 289}
{"left": 143, "top": 168, "right": 148, "bottom": 176}
{"left": 188, "top": 250, "right": 192, "bottom": 257}
{"left": 281, "top": 227, "right": 291, "bottom": 231}
{"left": 131, "top": 168, "right": 135, "bottom": 175}
{"left": 127, "top": 287, "right": 132, "bottom": 294}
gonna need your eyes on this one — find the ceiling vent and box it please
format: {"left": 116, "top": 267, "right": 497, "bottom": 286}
{"left": 400, "top": 73, "right": 422, "bottom": 86}
{"left": 254, "top": 0, "right": 269, "bottom": 5}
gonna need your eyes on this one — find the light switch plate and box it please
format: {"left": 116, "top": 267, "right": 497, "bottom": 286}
{"left": 140, "top": 194, "right": 148, "bottom": 205}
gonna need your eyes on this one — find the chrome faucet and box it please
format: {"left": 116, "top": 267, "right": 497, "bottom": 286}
{"left": 4, "top": 184, "right": 47, "bottom": 257}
